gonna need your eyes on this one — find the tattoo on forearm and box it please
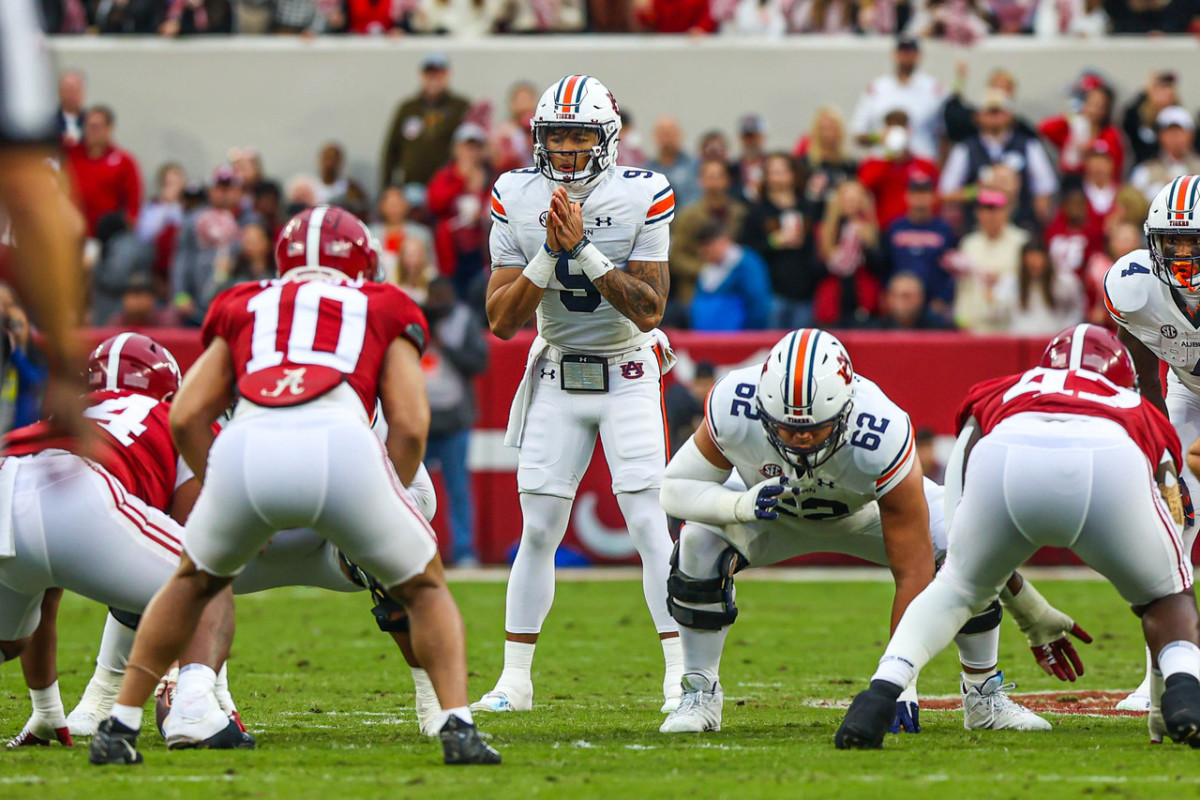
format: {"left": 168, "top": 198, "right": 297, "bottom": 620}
{"left": 592, "top": 261, "right": 668, "bottom": 325}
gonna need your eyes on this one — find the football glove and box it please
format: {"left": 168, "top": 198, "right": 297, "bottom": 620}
{"left": 733, "top": 477, "right": 792, "bottom": 523}
{"left": 889, "top": 684, "right": 920, "bottom": 734}
{"left": 1001, "top": 580, "right": 1093, "bottom": 682}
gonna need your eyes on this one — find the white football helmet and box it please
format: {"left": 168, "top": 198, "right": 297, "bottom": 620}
{"left": 1146, "top": 174, "right": 1200, "bottom": 293}
{"left": 531, "top": 75, "right": 621, "bottom": 187}
{"left": 756, "top": 329, "right": 856, "bottom": 474}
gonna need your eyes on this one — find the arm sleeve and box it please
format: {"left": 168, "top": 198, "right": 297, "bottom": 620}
{"left": 659, "top": 436, "right": 743, "bottom": 524}
{"left": 628, "top": 221, "right": 671, "bottom": 262}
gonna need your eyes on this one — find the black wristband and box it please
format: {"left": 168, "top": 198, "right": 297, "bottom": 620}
{"left": 567, "top": 235, "right": 591, "bottom": 260}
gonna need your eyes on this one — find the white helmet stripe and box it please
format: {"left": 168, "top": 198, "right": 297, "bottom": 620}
{"left": 306, "top": 206, "right": 329, "bottom": 269}
{"left": 1068, "top": 323, "right": 1090, "bottom": 370}
{"left": 105, "top": 332, "right": 135, "bottom": 391}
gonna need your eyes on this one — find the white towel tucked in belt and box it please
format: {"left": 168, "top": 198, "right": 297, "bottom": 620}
{"left": 0, "top": 457, "right": 20, "bottom": 558}
{"left": 504, "top": 336, "right": 551, "bottom": 448}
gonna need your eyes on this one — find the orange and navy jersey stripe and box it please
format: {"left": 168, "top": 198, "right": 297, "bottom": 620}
{"left": 490, "top": 186, "right": 507, "bottom": 224}
{"left": 554, "top": 75, "right": 590, "bottom": 115}
{"left": 874, "top": 423, "right": 915, "bottom": 495}
{"left": 1168, "top": 174, "right": 1199, "bottom": 223}
{"left": 1102, "top": 279, "right": 1123, "bottom": 321}
{"left": 646, "top": 186, "right": 675, "bottom": 226}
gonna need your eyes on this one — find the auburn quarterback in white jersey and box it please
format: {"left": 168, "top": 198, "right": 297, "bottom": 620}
{"left": 479, "top": 74, "right": 681, "bottom": 716}
{"left": 659, "top": 329, "right": 1074, "bottom": 736}
{"left": 1103, "top": 173, "right": 1200, "bottom": 711}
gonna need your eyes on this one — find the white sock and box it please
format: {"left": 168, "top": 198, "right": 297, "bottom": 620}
{"left": 214, "top": 663, "right": 236, "bottom": 714}
{"left": 498, "top": 641, "right": 535, "bottom": 689}
{"left": 662, "top": 636, "right": 683, "bottom": 692}
{"left": 31, "top": 681, "right": 66, "bottom": 720}
{"left": 97, "top": 614, "right": 137, "bottom": 673}
{"left": 872, "top": 655, "right": 916, "bottom": 690}
{"left": 1158, "top": 640, "right": 1200, "bottom": 681}
{"left": 954, "top": 625, "right": 999, "bottom": 672}
{"left": 111, "top": 703, "right": 142, "bottom": 731}
{"left": 411, "top": 667, "right": 436, "bottom": 697}
{"left": 961, "top": 670, "right": 995, "bottom": 689}
{"left": 433, "top": 705, "right": 473, "bottom": 731}
{"left": 174, "top": 664, "right": 217, "bottom": 719}
{"left": 679, "top": 624, "right": 729, "bottom": 686}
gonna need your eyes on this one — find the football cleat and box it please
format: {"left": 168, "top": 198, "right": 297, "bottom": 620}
{"left": 659, "top": 673, "right": 723, "bottom": 733}
{"left": 835, "top": 680, "right": 902, "bottom": 749}
{"left": 7, "top": 722, "right": 73, "bottom": 748}
{"left": 471, "top": 682, "right": 533, "bottom": 714}
{"left": 1116, "top": 691, "right": 1152, "bottom": 712}
{"left": 166, "top": 713, "right": 256, "bottom": 751}
{"left": 66, "top": 668, "right": 123, "bottom": 737}
{"left": 438, "top": 716, "right": 501, "bottom": 765}
{"left": 961, "top": 671, "right": 1051, "bottom": 731}
{"left": 1161, "top": 674, "right": 1200, "bottom": 748}
{"left": 165, "top": 694, "right": 255, "bottom": 750}
{"left": 88, "top": 718, "right": 143, "bottom": 765}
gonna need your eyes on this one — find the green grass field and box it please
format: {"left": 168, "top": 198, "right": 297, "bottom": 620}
{"left": 2, "top": 574, "right": 1197, "bottom": 799}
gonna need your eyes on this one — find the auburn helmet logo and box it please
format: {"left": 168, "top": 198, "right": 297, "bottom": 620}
{"left": 836, "top": 354, "right": 853, "bottom": 385}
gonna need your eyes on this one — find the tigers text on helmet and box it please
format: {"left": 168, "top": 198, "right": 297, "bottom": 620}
{"left": 1039, "top": 323, "right": 1137, "bottom": 390}
{"left": 1146, "top": 175, "right": 1200, "bottom": 293}
{"left": 87, "top": 332, "right": 182, "bottom": 402}
{"left": 531, "top": 75, "right": 621, "bottom": 188}
{"left": 275, "top": 205, "right": 381, "bottom": 283}
{"left": 756, "top": 329, "right": 856, "bottom": 474}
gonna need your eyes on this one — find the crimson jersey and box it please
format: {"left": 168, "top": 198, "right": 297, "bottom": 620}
{"left": 3, "top": 390, "right": 184, "bottom": 511}
{"left": 203, "top": 278, "right": 428, "bottom": 417}
{"left": 957, "top": 367, "right": 1182, "bottom": 470}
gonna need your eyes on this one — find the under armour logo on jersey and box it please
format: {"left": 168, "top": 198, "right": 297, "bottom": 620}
{"left": 815, "top": 477, "right": 835, "bottom": 489}
{"left": 262, "top": 367, "right": 307, "bottom": 398}
{"left": 594, "top": 216, "right": 614, "bottom": 227}
{"left": 541, "top": 368, "right": 556, "bottom": 380}
{"left": 620, "top": 361, "right": 644, "bottom": 379}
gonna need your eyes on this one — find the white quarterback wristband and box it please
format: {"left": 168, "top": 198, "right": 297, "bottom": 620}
{"left": 569, "top": 237, "right": 615, "bottom": 282}
{"left": 522, "top": 243, "right": 559, "bottom": 289}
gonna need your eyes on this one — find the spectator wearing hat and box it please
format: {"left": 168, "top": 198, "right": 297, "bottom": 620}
{"left": 953, "top": 188, "right": 1030, "bottom": 333}
{"left": 883, "top": 172, "right": 957, "bottom": 319}
{"left": 857, "top": 109, "right": 940, "bottom": 230}
{"left": 732, "top": 113, "right": 768, "bottom": 203}
{"left": 741, "top": 152, "right": 820, "bottom": 329}
{"left": 65, "top": 106, "right": 143, "bottom": 237}
{"left": 426, "top": 122, "right": 493, "bottom": 299}
{"left": 381, "top": 53, "right": 471, "bottom": 190}
{"left": 942, "top": 64, "right": 1039, "bottom": 147}
{"left": 688, "top": 219, "right": 771, "bottom": 332}
{"left": 940, "top": 87, "right": 1058, "bottom": 232}
{"left": 110, "top": 271, "right": 182, "bottom": 329}
{"left": 1081, "top": 141, "right": 1120, "bottom": 227}
{"left": 648, "top": 116, "right": 701, "bottom": 210}
{"left": 1039, "top": 81, "right": 1124, "bottom": 179}
{"left": 1129, "top": 106, "right": 1200, "bottom": 202}
{"left": 170, "top": 167, "right": 243, "bottom": 325}
{"left": 869, "top": 272, "right": 953, "bottom": 331}
{"left": 668, "top": 157, "right": 748, "bottom": 314}
{"left": 1122, "top": 71, "right": 1181, "bottom": 166}
{"left": 849, "top": 37, "right": 947, "bottom": 162}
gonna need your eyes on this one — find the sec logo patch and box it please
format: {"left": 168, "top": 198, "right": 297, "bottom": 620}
{"left": 761, "top": 464, "right": 783, "bottom": 478}
{"left": 1163, "top": 325, "right": 1179, "bottom": 338}
{"left": 539, "top": 211, "right": 549, "bottom": 227}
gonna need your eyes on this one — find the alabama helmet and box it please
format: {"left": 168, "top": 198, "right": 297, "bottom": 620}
{"left": 86, "top": 332, "right": 182, "bottom": 402}
{"left": 1145, "top": 174, "right": 1200, "bottom": 293}
{"left": 531, "top": 75, "right": 621, "bottom": 187}
{"left": 1039, "top": 323, "right": 1137, "bottom": 389}
{"left": 756, "top": 329, "right": 856, "bottom": 473}
{"left": 275, "top": 205, "right": 380, "bottom": 283}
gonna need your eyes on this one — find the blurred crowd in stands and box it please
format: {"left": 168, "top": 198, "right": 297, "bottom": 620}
{"left": 43, "top": 41, "right": 1200, "bottom": 341}
{"left": 36, "top": 0, "right": 1200, "bottom": 37}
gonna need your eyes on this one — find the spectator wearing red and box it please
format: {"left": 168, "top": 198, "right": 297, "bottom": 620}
{"left": 1038, "top": 80, "right": 1124, "bottom": 180}
{"left": 66, "top": 106, "right": 143, "bottom": 237}
{"left": 1044, "top": 176, "right": 1105, "bottom": 305}
{"left": 633, "top": 0, "right": 716, "bottom": 32}
{"left": 857, "top": 109, "right": 939, "bottom": 230}
{"left": 815, "top": 180, "right": 885, "bottom": 327}
{"left": 426, "top": 123, "right": 493, "bottom": 299}
{"left": 1080, "top": 141, "right": 1119, "bottom": 228}
{"left": 135, "top": 162, "right": 187, "bottom": 289}
{"left": 344, "top": 0, "right": 407, "bottom": 33}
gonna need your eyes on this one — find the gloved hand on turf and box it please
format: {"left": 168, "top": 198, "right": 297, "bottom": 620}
{"left": 733, "top": 477, "right": 793, "bottom": 523}
{"left": 889, "top": 684, "right": 920, "bottom": 734}
{"left": 7, "top": 711, "right": 73, "bottom": 748}
{"left": 1000, "top": 579, "right": 1093, "bottom": 682}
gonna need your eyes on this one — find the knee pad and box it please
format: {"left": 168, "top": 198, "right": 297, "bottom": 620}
{"left": 957, "top": 599, "right": 1002, "bottom": 635}
{"left": 338, "top": 551, "right": 410, "bottom": 633}
{"left": 666, "top": 541, "right": 742, "bottom": 631}
{"left": 108, "top": 607, "right": 142, "bottom": 630}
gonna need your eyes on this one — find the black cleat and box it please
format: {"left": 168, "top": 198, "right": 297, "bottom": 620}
{"left": 167, "top": 717, "right": 256, "bottom": 751}
{"left": 88, "top": 718, "right": 144, "bottom": 765}
{"left": 1162, "top": 674, "right": 1200, "bottom": 748}
{"left": 835, "top": 680, "right": 903, "bottom": 750}
{"left": 439, "top": 716, "right": 501, "bottom": 765}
